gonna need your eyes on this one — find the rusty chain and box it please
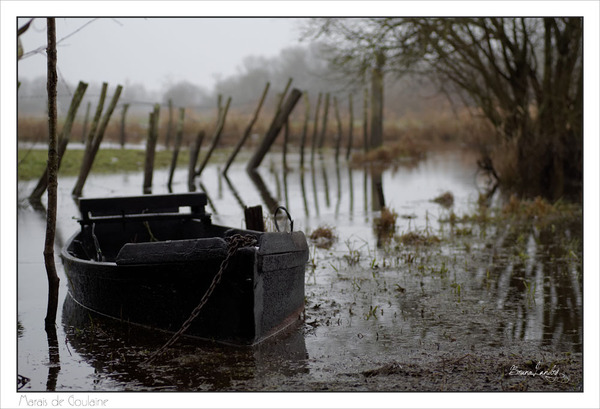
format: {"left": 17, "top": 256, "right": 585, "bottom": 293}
{"left": 142, "top": 234, "right": 258, "bottom": 365}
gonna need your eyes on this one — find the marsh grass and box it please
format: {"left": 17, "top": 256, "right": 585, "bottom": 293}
{"left": 342, "top": 239, "right": 361, "bottom": 266}
{"left": 19, "top": 104, "right": 487, "bottom": 150}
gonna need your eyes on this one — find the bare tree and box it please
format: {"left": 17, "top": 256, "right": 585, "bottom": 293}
{"left": 304, "top": 18, "right": 583, "bottom": 200}
{"left": 404, "top": 18, "right": 582, "bottom": 199}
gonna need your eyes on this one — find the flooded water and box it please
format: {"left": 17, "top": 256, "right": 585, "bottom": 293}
{"left": 15, "top": 149, "right": 583, "bottom": 397}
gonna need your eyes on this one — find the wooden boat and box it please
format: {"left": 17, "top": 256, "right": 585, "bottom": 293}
{"left": 61, "top": 192, "right": 308, "bottom": 346}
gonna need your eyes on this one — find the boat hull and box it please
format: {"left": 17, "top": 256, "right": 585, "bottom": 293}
{"left": 61, "top": 229, "right": 307, "bottom": 346}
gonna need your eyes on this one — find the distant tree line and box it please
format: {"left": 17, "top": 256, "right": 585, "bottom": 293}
{"left": 18, "top": 42, "right": 449, "bottom": 119}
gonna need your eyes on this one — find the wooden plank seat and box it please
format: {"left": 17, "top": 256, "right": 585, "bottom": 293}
{"left": 78, "top": 193, "right": 210, "bottom": 225}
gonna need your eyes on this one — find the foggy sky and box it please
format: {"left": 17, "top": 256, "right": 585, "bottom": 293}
{"left": 17, "top": 17, "right": 302, "bottom": 92}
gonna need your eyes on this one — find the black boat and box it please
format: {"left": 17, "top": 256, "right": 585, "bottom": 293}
{"left": 61, "top": 192, "right": 308, "bottom": 346}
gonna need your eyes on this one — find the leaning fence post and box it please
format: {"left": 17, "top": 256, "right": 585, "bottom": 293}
{"left": 222, "top": 82, "right": 270, "bottom": 175}
{"left": 73, "top": 83, "right": 124, "bottom": 198}
{"left": 217, "top": 94, "right": 223, "bottom": 117}
{"left": 167, "top": 107, "right": 185, "bottom": 190}
{"left": 282, "top": 119, "right": 289, "bottom": 171}
{"left": 143, "top": 104, "right": 160, "bottom": 194}
{"left": 83, "top": 83, "right": 108, "bottom": 158}
{"left": 277, "top": 78, "right": 293, "bottom": 111}
{"left": 188, "top": 130, "right": 205, "bottom": 191}
{"left": 73, "top": 83, "right": 107, "bottom": 198}
{"left": 246, "top": 88, "right": 302, "bottom": 171}
{"left": 29, "top": 81, "right": 88, "bottom": 203}
{"left": 196, "top": 97, "right": 232, "bottom": 177}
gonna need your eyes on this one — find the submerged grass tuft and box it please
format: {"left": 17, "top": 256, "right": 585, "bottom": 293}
{"left": 432, "top": 191, "right": 454, "bottom": 208}
{"left": 395, "top": 231, "right": 441, "bottom": 246}
{"left": 350, "top": 138, "right": 425, "bottom": 167}
{"left": 309, "top": 225, "right": 337, "bottom": 249}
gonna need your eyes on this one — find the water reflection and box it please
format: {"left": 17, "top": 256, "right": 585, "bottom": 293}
{"left": 197, "top": 181, "right": 218, "bottom": 215}
{"left": 320, "top": 158, "right": 330, "bottom": 208}
{"left": 243, "top": 160, "right": 387, "bottom": 228}
{"left": 311, "top": 164, "right": 320, "bottom": 217}
{"left": 45, "top": 329, "right": 61, "bottom": 391}
{"left": 348, "top": 166, "right": 354, "bottom": 220}
{"left": 247, "top": 169, "right": 278, "bottom": 214}
{"left": 371, "top": 170, "right": 384, "bottom": 211}
{"left": 223, "top": 173, "right": 246, "bottom": 210}
{"left": 299, "top": 171, "right": 309, "bottom": 217}
{"left": 61, "top": 295, "right": 308, "bottom": 391}
{"left": 335, "top": 164, "right": 341, "bottom": 217}
{"left": 480, "top": 213, "right": 583, "bottom": 352}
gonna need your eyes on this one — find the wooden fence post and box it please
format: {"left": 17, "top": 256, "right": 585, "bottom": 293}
{"left": 346, "top": 94, "right": 354, "bottom": 160}
{"left": 246, "top": 88, "right": 302, "bottom": 171}
{"left": 73, "top": 83, "right": 123, "bottom": 198}
{"left": 119, "top": 103, "right": 129, "bottom": 148}
{"left": 222, "top": 82, "right": 270, "bottom": 175}
{"left": 196, "top": 97, "right": 232, "bottom": 177}
{"left": 167, "top": 107, "right": 185, "bottom": 189}
{"left": 217, "top": 94, "right": 223, "bottom": 118}
{"left": 164, "top": 98, "right": 173, "bottom": 148}
{"left": 30, "top": 81, "right": 88, "bottom": 203}
{"left": 275, "top": 78, "right": 293, "bottom": 115}
{"left": 244, "top": 205, "right": 265, "bottom": 232}
{"left": 282, "top": 119, "right": 289, "bottom": 170}
{"left": 143, "top": 104, "right": 160, "bottom": 194}
{"left": 188, "top": 130, "right": 205, "bottom": 191}
{"left": 333, "top": 96, "right": 343, "bottom": 162}
{"left": 370, "top": 50, "right": 385, "bottom": 149}
{"left": 83, "top": 83, "right": 108, "bottom": 157}
{"left": 81, "top": 101, "right": 90, "bottom": 144}
{"left": 363, "top": 86, "right": 369, "bottom": 153}
{"left": 318, "top": 93, "right": 330, "bottom": 151}
{"left": 272, "top": 79, "right": 293, "bottom": 168}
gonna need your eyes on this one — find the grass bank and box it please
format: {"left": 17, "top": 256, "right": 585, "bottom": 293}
{"left": 17, "top": 148, "right": 192, "bottom": 181}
